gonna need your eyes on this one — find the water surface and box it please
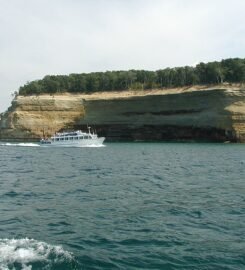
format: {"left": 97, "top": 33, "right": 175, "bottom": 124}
{"left": 0, "top": 142, "right": 244, "bottom": 269}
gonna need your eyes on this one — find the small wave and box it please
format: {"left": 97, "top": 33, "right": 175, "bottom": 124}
{"left": 0, "top": 143, "right": 40, "bottom": 147}
{"left": 0, "top": 238, "right": 78, "bottom": 269}
{"left": 3, "top": 191, "right": 19, "bottom": 197}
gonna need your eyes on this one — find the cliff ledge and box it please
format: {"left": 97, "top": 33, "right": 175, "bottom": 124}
{"left": 0, "top": 84, "right": 245, "bottom": 142}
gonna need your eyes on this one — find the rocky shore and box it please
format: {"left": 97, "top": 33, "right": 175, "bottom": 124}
{"left": 0, "top": 84, "right": 244, "bottom": 142}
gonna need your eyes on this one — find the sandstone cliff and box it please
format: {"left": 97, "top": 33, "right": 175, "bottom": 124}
{"left": 0, "top": 85, "right": 245, "bottom": 142}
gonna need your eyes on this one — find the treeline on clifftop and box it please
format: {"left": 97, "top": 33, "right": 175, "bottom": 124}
{"left": 19, "top": 58, "right": 245, "bottom": 95}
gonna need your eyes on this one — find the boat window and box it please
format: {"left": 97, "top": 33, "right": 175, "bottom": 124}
{"left": 61, "top": 138, "right": 64, "bottom": 141}
{"left": 75, "top": 137, "right": 78, "bottom": 140}
{"left": 65, "top": 137, "right": 69, "bottom": 140}
{"left": 84, "top": 136, "right": 88, "bottom": 139}
{"left": 89, "top": 136, "right": 92, "bottom": 139}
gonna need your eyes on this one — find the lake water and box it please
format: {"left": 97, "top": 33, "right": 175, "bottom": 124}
{"left": 0, "top": 142, "right": 244, "bottom": 269}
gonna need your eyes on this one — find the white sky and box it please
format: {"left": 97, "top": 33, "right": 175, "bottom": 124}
{"left": 0, "top": 0, "right": 245, "bottom": 112}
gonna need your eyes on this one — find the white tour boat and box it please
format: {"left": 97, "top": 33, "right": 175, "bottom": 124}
{"left": 40, "top": 127, "right": 105, "bottom": 147}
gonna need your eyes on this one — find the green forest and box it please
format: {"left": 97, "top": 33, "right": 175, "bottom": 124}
{"left": 19, "top": 58, "right": 245, "bottom": 95}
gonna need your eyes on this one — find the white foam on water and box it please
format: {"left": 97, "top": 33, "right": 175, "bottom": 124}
{"left": 81, "top": 144, "right": 106, "bottom": 148}
{"left": 0, "top": 238, "right": 74, "bottom": 269}
{"left": 0, "top": 142, "right": 106, "bottom": 148}
{"left": 0, "top": 143, "right": 40, "bottom": 147}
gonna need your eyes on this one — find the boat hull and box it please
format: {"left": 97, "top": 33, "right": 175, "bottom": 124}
{"left": 40, "top": 137, "right": 105, "bottom": 147}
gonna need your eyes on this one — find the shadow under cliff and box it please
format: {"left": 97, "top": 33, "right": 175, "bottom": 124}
{"left": 72, "top": 124, "right": 236, "bottom": 142}
{"left": 73, "top": 89, "right": 243, "bottom": 142}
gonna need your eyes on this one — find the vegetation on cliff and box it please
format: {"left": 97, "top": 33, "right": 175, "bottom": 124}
{"left": 19, "top": 58, "right": 245, "bottom": 95}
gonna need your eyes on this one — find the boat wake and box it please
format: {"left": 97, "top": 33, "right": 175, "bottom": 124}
{"left": 0, "top": 238, "right": 78, "bottom": 269}
{"left": 0, "top": 142, "right": 40, "bottom": 147}
{"left": 79, "top": 144, "right": 106, "bottom": 148}
{"left": 0, "top": 142, "right": 106, "bottom": 148}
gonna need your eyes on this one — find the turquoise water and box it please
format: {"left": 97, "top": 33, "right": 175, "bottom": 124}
{"left": 0, "top": 142, "right": 244, "bottom": 269}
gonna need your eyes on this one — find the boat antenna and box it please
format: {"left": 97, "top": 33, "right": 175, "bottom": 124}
{"left": 88, "top": 126, "right": 91, "bottom": 134}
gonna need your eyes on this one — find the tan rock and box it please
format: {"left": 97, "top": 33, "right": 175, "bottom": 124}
{"left": 0, "top": 85, "right": 244, "bottom": 142}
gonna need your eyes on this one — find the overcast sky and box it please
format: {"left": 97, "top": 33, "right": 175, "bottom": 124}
{"left": 0, "top": 0, "right": 244, "bottom": 112}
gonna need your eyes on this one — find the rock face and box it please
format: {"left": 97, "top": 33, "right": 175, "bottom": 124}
{"left": 0, "top": 85, "right": 245, "bottom": 142}
{"left": 0, "top": 95, "right": 85, "bottom": 140}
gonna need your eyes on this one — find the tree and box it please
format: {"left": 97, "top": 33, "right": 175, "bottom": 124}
{"left": 17, "top": 58, "right": 245, "bottom": 95}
